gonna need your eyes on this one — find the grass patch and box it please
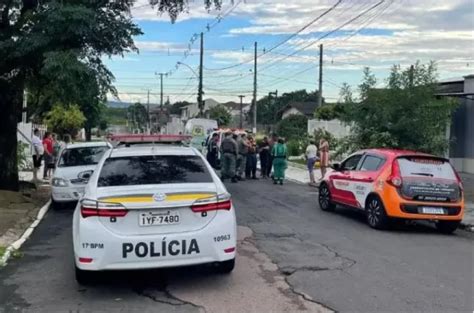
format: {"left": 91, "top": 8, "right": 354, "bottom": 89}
{"left": 0, "top": 246, "right": 5, "bottom": 259}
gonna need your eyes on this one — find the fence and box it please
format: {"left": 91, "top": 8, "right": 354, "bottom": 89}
{"left": 308, "top": 119, "right": 351, "bottom": 139}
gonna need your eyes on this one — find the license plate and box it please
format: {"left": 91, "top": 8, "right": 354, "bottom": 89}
{"left": 421, "top": 207, "right": 445, "bottom": 215}
{"left": 139, "top": 211, "right": 180, "bottom": 227}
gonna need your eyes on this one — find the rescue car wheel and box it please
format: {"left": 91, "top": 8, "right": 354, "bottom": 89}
{"left": 75, "top": 266, "right": 96, "bottom": 285}
{"left": 318, "top": 183, "right": 335, "bottom": 211}
{"left": 435, "top": 221, "right": 460, "bottom": 234}
{"left": 215, "top": 258, "right": 235, "bottom": 274}
{"left": 365, "top": 196, "right": 389, "bottom": 229}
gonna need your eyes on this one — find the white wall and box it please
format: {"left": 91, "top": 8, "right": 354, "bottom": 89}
{"left": 308, "top": 119, "right": 351, "bottom": 139}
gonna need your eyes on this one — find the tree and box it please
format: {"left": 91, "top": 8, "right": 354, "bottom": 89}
{"left": 255, "top": 89, "right": 320, "bottom": 125}
{"left": 209, "top": 105, "right": 232, "bottom": 127}
{"left": 128, "top": 103, "right": 148, "bottom": 133}
{"left": 169, "top": 101, "right": 190, "bottom": 115}
{"left": 276, "top": 115, "right": 308, "bottom": 140}
{"left": 0, "top": 1, "right": 222, "bottom": 191}
{"left": 44, "top": 104, "right": 86, "bottom": 138}
{"left": 341, "top": 62, "right": 457, "bottom": 155}
{"left": 314, "top": 103, "right": 345, "bottom": 121}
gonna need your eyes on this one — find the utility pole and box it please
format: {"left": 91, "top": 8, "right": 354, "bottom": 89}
{"left": 159, "top": 73, "right": 164, "bottom": 108}
{"left": 252, "top": 41, "right": 257, "bottom": 134}
{"left": 317, "top": 44, "right": 323, "bottom": 107}
{"left": 22, "top": 89, "right": 27, "bottom": 123}
{"left": 198, "top": 32, "right": 204, "bottom": 117}
{"left": 146, "top": 90, "right": 150, "bottom": 134}
{"left": 238, "top": 95, "right": 245, "bottom": 129}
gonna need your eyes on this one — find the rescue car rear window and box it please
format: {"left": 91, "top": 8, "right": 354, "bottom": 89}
{"left": 398, "top": 157, "right": 457, "bottom": 180}
{"left": 98, "top": 155, "right": 213, "bottom": 187}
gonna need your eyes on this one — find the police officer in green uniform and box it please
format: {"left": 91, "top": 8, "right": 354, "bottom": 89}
{"left": 237, "top": 133, "right": 249, "bottom": 180}
{"left": 220, "top": 132, "right": 238, "bottom": 183}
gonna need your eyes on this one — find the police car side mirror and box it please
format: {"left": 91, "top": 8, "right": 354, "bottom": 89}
{"left": 331, "top": 162, "right": 341, "bottom": 171}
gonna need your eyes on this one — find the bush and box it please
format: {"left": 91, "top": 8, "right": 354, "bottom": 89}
{"left": 286, "top": 138, "right": 309, "bottom": 157}
{"left": 17, "top": 142, "right": 30, "bottom": 171}
{"left": 276, "top": 115, "right": 308, "bottom": 140}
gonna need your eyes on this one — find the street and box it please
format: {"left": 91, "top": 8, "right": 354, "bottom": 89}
{"left": 0, "top": 179, "right": 472, "bottom": 313}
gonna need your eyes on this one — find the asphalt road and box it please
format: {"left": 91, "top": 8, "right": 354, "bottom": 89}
{"left": 0, "top": 178, "right": 473, "bottom": 313}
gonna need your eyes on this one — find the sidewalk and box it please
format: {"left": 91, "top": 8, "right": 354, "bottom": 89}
{"left": 284, "top": 162, "right": 474, "bottom": 230}
{"left": 0, "top": 169, "right": 50, "bottom": 262}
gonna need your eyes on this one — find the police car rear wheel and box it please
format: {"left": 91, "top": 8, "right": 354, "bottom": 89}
{"left": 216, "top": 258, "right": 235, "bottom": 274}
{"left": 318, "top": 183, "right": 335, "bottom": 211}
{"left": 75, "top": 266, "right": 96, "bottom": 285}
{"left": 365, "top": 196, "right": 389, "bottom": 229}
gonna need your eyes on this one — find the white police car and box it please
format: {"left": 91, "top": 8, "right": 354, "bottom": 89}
{"left": 52, "top": 142, "right": 111, "bottom": 208}
{"left": 73, "top": 135, "right": 237, "bottom": 284}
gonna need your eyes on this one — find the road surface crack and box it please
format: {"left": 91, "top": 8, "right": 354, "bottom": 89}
{"left": 280, "top": 266, "right": 331, "bottom": 276}
{"left": 284, "top": 276, "right": 337, "bottom": 312}
{"left": 134, "top": 287, "right": 207, "bottom": 312}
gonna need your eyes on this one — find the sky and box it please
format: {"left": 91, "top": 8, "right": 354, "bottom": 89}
{"left": 104, "top": 0, "right": 474, "bottom": 105}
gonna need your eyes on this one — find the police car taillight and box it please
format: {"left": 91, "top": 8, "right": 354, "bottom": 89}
{"left": 80, "top": 199, "right": 128, "bottom": 218}
{"left": 191, "top": 193, "right": 232, "bottom": 213}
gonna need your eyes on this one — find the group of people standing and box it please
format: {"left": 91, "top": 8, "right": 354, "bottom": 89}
{"left": 207, "top": 132, "right": 289, "bottom": 185}
{"left": 31, "top": 128, "right": 70, "bottom": 182}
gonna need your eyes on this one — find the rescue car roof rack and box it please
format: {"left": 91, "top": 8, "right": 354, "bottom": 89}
{"left": 109, "top": 134, "right": 192, "bottom": 148}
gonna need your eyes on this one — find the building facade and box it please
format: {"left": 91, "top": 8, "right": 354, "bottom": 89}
{"left": 437, "top": 75, "right": 474, "bottom": 174}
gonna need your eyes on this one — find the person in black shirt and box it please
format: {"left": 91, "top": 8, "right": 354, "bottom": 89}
{"left": 206, "top": 133, "right": 219, "bottom": 169}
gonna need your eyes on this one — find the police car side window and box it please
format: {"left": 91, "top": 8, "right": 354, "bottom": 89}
{"left": 341, "top": 155, "right": 362, "bottom": 171}
{"left": 360, "top": 155, "right": 385, "bottom": 171}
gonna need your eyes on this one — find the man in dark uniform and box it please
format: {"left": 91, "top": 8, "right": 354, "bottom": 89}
{"left": 220, "top": 132, "right": 238, "bottom": 183}
{"left": 206, "top": 133, "right": 219, "bottom": 169}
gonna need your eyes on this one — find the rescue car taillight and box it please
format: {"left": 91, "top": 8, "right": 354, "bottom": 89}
{"left": 453, "top": 168, "right": 464, "bottom": 191}
{"left": 80, "top": 199, "right": 128, "bottom": 218}
{"left": 387, "top": 159, "right": 402, "bottom": 187}
{"left": 191, "top": 193, "right": 232, "bottom": 213}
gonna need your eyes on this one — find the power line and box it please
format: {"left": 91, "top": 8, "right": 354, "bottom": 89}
{"left": 259, "top": 0, "right": 387, "bottom": 72}
{"left": 203, "top": 0, "right": 343, "bottom": 72}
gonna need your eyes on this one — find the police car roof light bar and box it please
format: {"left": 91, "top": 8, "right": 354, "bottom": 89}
{"left": 110, "top": 134, "right": 192, "bottom": 147}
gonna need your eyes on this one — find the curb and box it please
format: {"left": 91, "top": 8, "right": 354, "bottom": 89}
{"left": 0, "top": 199, "right": 51, "bottom": 267}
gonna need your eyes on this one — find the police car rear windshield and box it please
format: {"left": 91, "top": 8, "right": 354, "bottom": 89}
{"left": 98, "top": 155, "right": 213, "bottom": 187}
{"left": 58, "top": 146, "right": 110, "bottom": 168}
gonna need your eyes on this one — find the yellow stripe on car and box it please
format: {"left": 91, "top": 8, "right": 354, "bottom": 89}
{"left": 100, "top": 193, "right": 215, "bottom": 203}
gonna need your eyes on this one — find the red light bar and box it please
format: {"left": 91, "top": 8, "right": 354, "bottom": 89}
{"left": 110, "top": 134, "right": 192, "bottom": 144}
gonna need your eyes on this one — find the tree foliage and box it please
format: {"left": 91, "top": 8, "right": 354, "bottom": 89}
{"left": 314, "top": 103, "right": 346, "bottom": 120}
{"left": 276, "top": 114, "right": 308, "bottom": 141}
{"left": 0, "top": 0, "right": 220, "bottom": 191}
{"left": 128, "top": 103, "right": 149, "bottom": 133}
{"left": 45, "top": 104, "right": 86, "bottom": 137}
{"left": 209, "top": 104, "right": 232, "bottom": 127}
{"left": 341, "top": 62, "right": 457, "bottom": 155}
{"left": 169, "top": 101, "right": 190, "bottom": 115}
{"left": 256, "top": 89, "right": 320, "bottom": 124}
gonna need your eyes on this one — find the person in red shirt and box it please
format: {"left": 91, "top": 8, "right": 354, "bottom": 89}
{"left": 42, "top": 132, "right": 54, "bottom": 179}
